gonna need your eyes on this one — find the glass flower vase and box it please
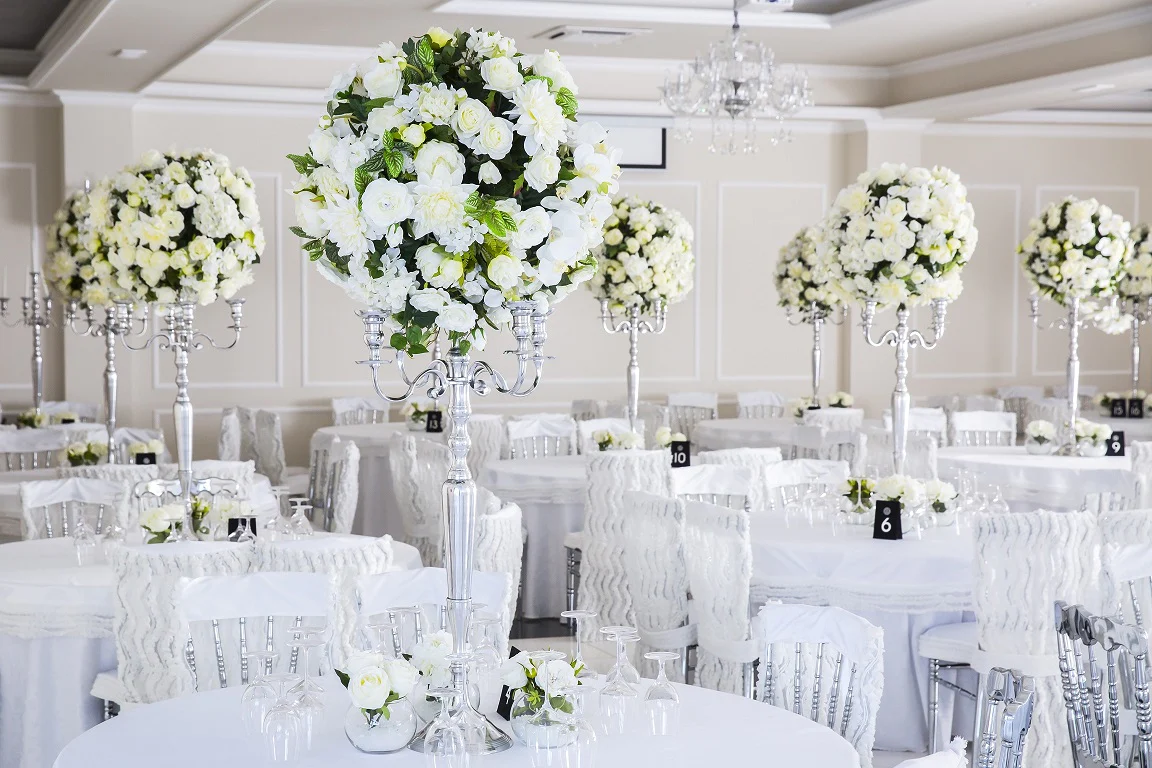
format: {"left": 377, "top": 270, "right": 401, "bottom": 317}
{"left": 343, "top": 700, "right": 417, "bottom": 753}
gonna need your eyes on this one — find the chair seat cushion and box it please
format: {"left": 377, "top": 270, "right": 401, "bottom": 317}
{"left": 917, "top": 621, "right": 977, "bottom": 664}
{"left": 563, "top": 530, "right": 584, "bottom": 552}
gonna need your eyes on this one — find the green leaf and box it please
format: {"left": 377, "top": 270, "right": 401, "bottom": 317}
{"left": 488, "top": 209, "right": 517, "bottom": 238}
{"left": 288, "top": 226, "right": 309, "bottom": 239}
{"left": 555, "top": 87, "right": 578, "bottom": 120}
{"left": 416, "top": 36, "right": 436, "bottom": 73}
{"left": 354, "top": 166, "right": 373, "bottom": 202}
{"left": 406, "top": 325, "right": 423, "bottom": 344}
{"left": 303, "top": 240, "right": 324, "bottom": 262}
{"left": 389, "top": 332, "right": 407, "bottom": 350}
{"left": 383, "top": 150, "right": 405, "bottom": 179}
{"left": 335, "top": 669, "right": 350, "bottom": 688}
{"left": 464, "top": 191, "right": 485, "bottom": 217}
{"left": 359, "top": 150, "right": 389, "bottom": 175}
{"left": 286, "top": 153, "right": 319, "bottom": 175}
{"left": 408, "top": 344, "right": 428, "bottom": 355}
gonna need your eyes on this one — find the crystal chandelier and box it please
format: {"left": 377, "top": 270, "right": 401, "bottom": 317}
{"left": 660, "top": 0, "right": 812, "bottom": 154}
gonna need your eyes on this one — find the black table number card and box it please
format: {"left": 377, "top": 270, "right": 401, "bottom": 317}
{"left": 134, "top": 452, "right": 157, "bottom": 466}
{"left": 1107, "top": 431, "right": 1126, "bottom": 458}
{"left": 227, "top": 517, "right": 259, "bottom": 540}
{"left": 1130, "top": 399, "right": 1145, "bottom": 420}
{"left": 425, "top": 411, "right": 444, "bottom": 433}
{"left": 873, "top": 500, "right": 903, "bottom": 540}
{"left": 59, "top": 418, "right": 75, "bottom": 424}
{"left": 1111, "top": 399, "right": 1129, "bottom": 419}
{"left": 670, "top": 440, "right": 691, "bottom": 468}
{"left": 495, "top": 644, "right": 523, "bottom": 721}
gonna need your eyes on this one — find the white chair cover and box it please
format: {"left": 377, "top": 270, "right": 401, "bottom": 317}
{"left": 179, "top": 572, "right": 329, "bottom": 622}
{"left": 803, "top": 408, "right": 864, "bottom": 431}
{"left": 892, "top": 742, "right": 968, "bottom": 768}
{"left": 760, "top": 459, "right": 851, "bottom": 511}
{"left": 160, "top": 460, "right": 255, "bottom": 491}
{"left": 1099, "top": 507, "right": 1152, "bottom": 624}
{"left": 736, "top": 391, "right": 786, "bottom": 419}
{"left": 254, "top": 410, "right": 287, "bottom": 486}
{"left": 317, "top": 438, "right": 359, "bottom": 534}
{"left": 474, "top": 488, "right": 523, "bottom": 657}
{"left": 579, "top": 450, "right": 671, "bottom": 638}
{"left": 785, "top": 426, "right": 863, "bottom": 471}
{"left": 670, "top": 464, "right": 754, "bottom": 499}
{"left": 506, "top": 415, "right": 577, "bottom": 458}
{"left": 466, "top": 414, "right": 505, "bottom": 478}
{"left": 41, "top": 401, "right": 99, "bottom": 421}
{"left": 602, "top": 401, "right": 669, "bottom": 450}
{"left": 331, "top": 396, "right": 390, "bottom": 425}
{"left": 950, "top": 410, "right": 1017, "bottom": 446}
{"left": 667, "top": 392, "right": 719, "bottom": 409}
{"left": 236, "top": 407, "right": 257, "bottom": 463}
{"left": 883, "top": 407, "right": 948, "bottom": 440}
{"left": 623, "top": 491, "right": 693, "bottom": 680}
{"left": 962, "top": 395, "right": 1004, "bottom": 412}
{"left": 58, "top": 463, "right": 159, "bottom": 487}
{"left": 1133, "top": 442, "right": 1152, "bottom": 508}
{"left": 388, "top": 433, "right": 447, "bottom": 566}
{"left": 570, "top": 399, "right": 604, "bottom": 421}
{"left": 576, "top": 417, "right": 639, "bottom": 453}
{"left": 683, "top": 499, "right": 754, "bottom": 694}
{"left": 218, "top": 408, "right": 241, "bottom": 461}
{"left": 111, "top": 427, "right": 170, "bottom": 464}
{"left": 19, "top": 478, "right": 127, "bottom": 539}
{"left": 0, "top": 429, "right": 69, "bottom": 453}
{"left": 697, "top": 448, "right": 784, "bottom": 512}
{"left": 756, "top": 603, "right": 884, "bottom": 767}
{"left": 254, "top": 535, "right": 394, "bottom": 667}
{"left": 1024, "top": 398, "right": 1069, "bottom": 430}
{"left": 861, "top": 427, "right": 938, "bottom": 480}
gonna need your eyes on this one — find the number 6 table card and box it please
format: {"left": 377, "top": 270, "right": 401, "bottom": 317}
{"left": 873, "top": 500, "right": 903, "bottom": 540}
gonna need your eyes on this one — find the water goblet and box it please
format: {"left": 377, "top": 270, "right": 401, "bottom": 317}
{"left": 241, "top": 650, "right": 280, "bottom": 737}
{"left": 287, "top": 499, "right": 313, "bottom": 538}
{"left": 468, "top": 614, "right": 502, "bottom": 698}
{"left": 598, "top": 628, "right": 638, "bottom": 736}
{"left": 554, "top": 685, "right": 596, "bottom": 768}
{"left": 287, "top": 629, "right": 327, "bottom": 750}
{"left": 423, "top": 687, "right": 469, "bottom": 768}
{"left": 600, "top": 626, "right": 640, "bottom": 686}
{"left": 364, "top": 615, "right": 399, "bottom": 656}
{"left": 236, "top": 516, "right": 257, "bottom": 544}
{"left": 263, "top": 692, "right": 303, "bottom": 762}
{"left": 559, "top": 610, "right": 597, "bottom": 678}
{"left": 73, "top": 513, "right": 97, "bottom": 566}
{"left": 643, "top": 651, "right": 681, "bottom": 735}
{"left": 988, "top": 485, "right": 1010, "bottom": 515}
{"left": 524, "top": 650, "right": 573, "bottom": 765}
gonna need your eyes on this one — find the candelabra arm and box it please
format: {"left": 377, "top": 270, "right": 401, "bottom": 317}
{"left": 0, "top": 299, "right": 20, "bottom": 327}
{"left": 191, "top": 299, "right": 245, "bottom": 350}
{"left": 786, "top": 308, "right": 807, "bottom": 327}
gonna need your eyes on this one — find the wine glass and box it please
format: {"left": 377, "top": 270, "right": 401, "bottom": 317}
{"left": 598, "top": 628, "right": 638, "bottom": 736}
{"left": 468, "top": 614, "right": 502, "bottom": 699}
{"left": 643, "top": 651, "right": 681, "bottom": 735}
{"left": 287, "top": 629, "right": 327, "bottom": 751}
{"left": 600, "top": 626, "right": 640, "bottom": 685}
{"left": 236, "top": 516, "right": 257, "bottom": 544}
{"left": 72, "top": 510, "right": 97, "bottom": 566}
{"left": 988, "top": 485, "right": 1010, "bottom": 515}
{"left": 423, "top": 687, "right": 469, "bottom": 768}
{"left": 364, "top": 615, "right": 399, "bottom": 656}
{"left": 388, "top": 606, "right": 424, "bottom": 654}
{"left": 554, "top": 685, "right": 596, "bottom": 768}
{"left": 287, "top": 499, "right": 313, "bottom": 538}
{"left": 559, "top": 610, "right": 597, "bottom": 678}
{"left": 241, "top": 650, "right": 280, "bottom": 737}
{"left": 263, "top": 690, "right": 303, "bottom": 761}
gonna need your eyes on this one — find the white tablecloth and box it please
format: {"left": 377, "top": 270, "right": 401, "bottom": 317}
{"left": 1096, "top": 415, "right": 1152, "bottom": 441}
{"left": 55, "top": 675, "right": 861, "bottom": 768}
{"left": 751, "top": 518, "right": 974, "bottom": 752}
{"left": 0, "top": 536, "right": 421, "bottom": 768}
{"left": 481, "top": 455, "right": 585, "bottom": 619}
{"left": 938, "top": 445, "right": 1136, "bottom": 508}
{"left": 693, "top": 418, "right": 796, "bottom": 450}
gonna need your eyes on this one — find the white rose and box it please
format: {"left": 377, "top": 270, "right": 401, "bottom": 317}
{"left": 480, "top": 56, "right": 524, "bottom": 94}
{"left": 349, "top": 665, "right": 393, "bottom": 710}
{"left": 344, "top": 651, "right": 386, "bottom": 675}
{"left": 173, "top": 184, "right": 196, "bottom": 209}
{"left": 509, "top": 207, "right": 551, "bottom": 250}
{"left": 478, "top": 161, "right": 501, "bottom": 185}
{"left": 410, "top": 287, "right": 448, "bottom": 313}
{"left": 414, "top": 141, "right": 465, "bottom": 185}
{"left": 363, "top": 58, "right": 403, "bottom": 99}
{"left": 528, "top": 49, "right": 577, "bottom": 93}
{"left": 537, "top": 659, "right": 577, "bottom": 695}
{"left": 361, "top": 178, "right": 414, "bottom": 230}
{"left": 500, "top": 656, "right": 529, "bottom": 689}
{"left": 308, "top": 129, "right": 338, "bottom": 164}
{"left": 402, "top": 124, "right": 426, "bottom": 148}
{"left": 452, "top": 98, "right": 490, "bottom": 138}
{"left": 473, "top": 116, "right": 515, "bottom": 160}
{"left": 381, "top": 658, "right": 418, "bottom": 698}
{"left": 524, "top": 153, "right": 560, "bottom": 192}
{"left": 366, "top": 105, "right": 406, "bottom": 136}
{"left": 437, "top": 301, "right": 478, "bottom": 332}
{"left": 487, "top": 253, "right": 522, "bottom": 289}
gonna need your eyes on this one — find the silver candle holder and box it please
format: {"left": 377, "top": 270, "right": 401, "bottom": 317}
{"left": 787, "top": 302, "right": 847, "bottom": 402}
{"left": 860, "top": 299, "right": 948, "bottom": 475}
{"left": 0, "top": 271, "right": 55, "bottom": 415}
{"left": 64, "top": 301, "right": 149, "bottom": 460}
{"left": 116, "top": 299, "right": 244, "bottom": 540}
{"left": 599, "top": 298, "right": 667, "bottom": 432}
{"left": 357, "top": 302, "right": 549, "bottom": 755}
{"left": 1126, "top": 296, "right": 1152, "bottom": 395}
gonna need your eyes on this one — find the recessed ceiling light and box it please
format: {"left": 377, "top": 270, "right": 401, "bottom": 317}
{"left": 1074, "top": 83, "right": 1115, "bottom": 94}
{"left": 114, "top": 49, "right": 147, "bottom": 60}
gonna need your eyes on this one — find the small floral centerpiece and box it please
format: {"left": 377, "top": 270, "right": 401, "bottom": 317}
{"left": 775, "top": 225, "right": 840, "bottom": 315}
{"left": 924, "top": 478, "right": 958, "bottom": 525}
{"left": 65, "top": 441, "right": 108, "bottom": 467}
{"left": 338, "top": 651, "right": 419, "bottom": 753}
{"left": 140, "top": 498, "right": 220, "bottom": 543}
{"left": 1074, "top": 418, "right": 1113, "bottom": 457}
{"left": 289, "top": 27, "right": 619, "bottom": 356}
{"left": 127, "top": 439, "right": 166, "bottom": 460}
{"left": 840, "top": 477, "right": 874, "bottom": 522}
{"left": 819, "top": 163, "right": 977, "bottom": 309}
{"left": 501, "top": 650, "right": 582, "bottom": 743}
{"left": 404, "top": 629, "right": 453, "bottom": 721}
{"left": 788, "top": 396, "right": 818, "bottom": 418}
{"left": 1145, "top": 392, "right": 1152, "bottom": 415}
{"left": 828, "top": 391, "right": 854, "bottom": 408}
{"left": 1024, "top": 419, "right": 1057, "bottom": 455}
{"left": 400, "top": 399, "right": 440, "bottom": 431}
{"left": 653, "top": 425, "right": 686, "bottom": 448}
{"left": 874, "top": 474, "right": 926, "bottom": 509}
{"left": 589, "top": 195, "right": 695, "bottom": 314}
{"left": 592, "top": 429, "right": 642, "bottom": 451}
{"left": 1093, "top": 392, "right": 1124, "bottom": 411}
{"left": 16, "top": 409, "right": 46, "bottom": 429}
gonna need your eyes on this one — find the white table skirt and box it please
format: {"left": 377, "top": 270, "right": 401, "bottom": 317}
{"left": 481, "top": 455, "right": 585, "bottom": 620}
{"left": 55, "top": 675, "right": 861, "bottom": 768}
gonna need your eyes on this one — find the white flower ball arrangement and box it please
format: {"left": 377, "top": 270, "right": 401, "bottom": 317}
{"left": 775, "top": 225, "right": 839, "bottom": 313}
{"left": 1019, "top": 196, "right": 1133, "bottom": 307}
{"left": 90, "top": 149, "right": 263, "bottom": 306}
{"left": 289, "top": 27, "right": 620, "bottom": 355}
{"left": 46, "top": 186, "right": 111, "bottom": 306}
{"left": 589, "top": 195, "right": 694, "bottom": 314}
{"left": 818, "top": 163, "right": 977, "bottom": 308}
{"left": 1119, "top": 223, "right": 1152, "bottom": 301}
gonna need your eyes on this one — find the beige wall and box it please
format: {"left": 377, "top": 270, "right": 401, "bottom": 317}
{"left": 5, "top": 96, "right": 1151, "bottom": 463}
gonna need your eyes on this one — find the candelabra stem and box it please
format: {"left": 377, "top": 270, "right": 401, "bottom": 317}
{"left": 811, "top": 313, "right": 824, "bottom": 403}
{"left": 1132, "top": 311, "right": 1142, "bottom": 396}
{"left": 30, "top": 313, "right": 44, "bottom": 414}
{"left": 1065, "top": 297, "right": 1081, "bottom": 454}
{"left": 626, "top": 305, "right": 641, "bottom": 432}
{"left": 104, "top": 326, "right": 119, "bottom": 462}
{"left": 171, "top": 304, "right": 197, "bottom": 540}
{"left": 891, "top": 306, "right": 912, "bottom": 476}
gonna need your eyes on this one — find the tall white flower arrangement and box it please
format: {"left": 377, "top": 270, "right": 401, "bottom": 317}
{"left": 588, "top": 195, "right": 694, "bottom": 314}
{"left": 88, "top": 149, "right": 263, "bottom": 305}
{"left": 288, "top": 27, "right": 620, "bottom": 355}
{"left": 818, "top": 163, "right": 977, "bottom": 308}
{"left": 1120, "top": 223, "right": 1152, "bottom": 301}
{"left": 46, "top": 186, "right": 110, "bottom": 306}
{"left": 1019, "top": 197, "right": 1132, "bottom": 306}
{"left": 774, "top": 225, "right": 839, "bottom": 313}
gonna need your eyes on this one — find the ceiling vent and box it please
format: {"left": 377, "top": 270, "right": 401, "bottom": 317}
{"left": 534, "top": 25, "right": 651, "bottom": 45}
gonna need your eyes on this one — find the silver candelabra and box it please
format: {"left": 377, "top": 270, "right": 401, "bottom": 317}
{"left": 0, "top": 271, "right": 54, "bottom": 415}
{"left": 1126, "top": 297, "right": 1152, "bottom": 395}
{"left": 64, "top": 301, "right": 149, "bottom": 460}
{"left": 787, "top": 302, "right": 847, "bottom": 402}
{"left": 1029, "top": 294, "right": 1095, "bottom": 454}
{"left": 358, "top": 303, "right": 549, "bottom": 755}
{"left": 599, "top": 298, "right": 667, "bottom": 432}
{"left": 860, "top": 299, "right": 948, "bottom": 475}
{"left": 116, "top": 299, "right": 244, "bottom": 539}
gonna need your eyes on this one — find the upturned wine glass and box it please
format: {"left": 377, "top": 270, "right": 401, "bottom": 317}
{"left": 524, "top": 650, "right": 572, "bottom": 763}
{"left": 598, "top": 628, "right": 639, "bottom": 736}
{"left": 554, "top": 685, "right": 597, "bottom": 768}
{"left": 559, "top": 610, "right": 597, "bottom": 678}
{"left": 600, "top": 626, "right": 640, "bottom": 685}
{"left": 241, "top": 650, "right": 280, "bottom": 737}
{"left": 287, "top": 629, "right": 327, "bottom": 750}
{"left": 423, "top": 687, "right": 469, "bottom": 768}
{"left": 643, "top": 651, "right": 681, "bottom": 735}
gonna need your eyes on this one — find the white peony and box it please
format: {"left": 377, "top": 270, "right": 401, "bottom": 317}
{"left": 500, "top": 654, "right": 529, "bottom": 689}
{"left": 414, "top": 141, "right": 466, "bottom": 185}
{"left": 472, "top": 116, "right": 515, "bottom": 160}
{"left": 381, "top": 657, "right": 418, "bottom": 698}
{"left": 537, "top": 658, "right": 577, "bottom": 695}
{"left": 478, "top": 161, "right": 501, "bottom": 185}
{"left": 360, "top": 178, "right": 413, "bottom": 231}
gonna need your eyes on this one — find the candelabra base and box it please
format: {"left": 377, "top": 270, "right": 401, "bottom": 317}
{"left": 407, "top": 706, "right": 513, "bottom": 754}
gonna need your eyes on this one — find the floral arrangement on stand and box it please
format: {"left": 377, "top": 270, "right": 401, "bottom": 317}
{"left": 16, "top": 410, "right": 47, "bottom": 429}
{"left": 828, "top": 391, "right": 854, "bottom": 408}
{"left": 337, "top": 650, "right": 420, "bottom": 752}
{"left": 288, "top": 26, "right": 620, "bottom": 354}
{"left": 817, "top": 163, "right": 977, "bottom": 308}
{"left": 589, "top": 195, "right": 694, "bottom": 314}
{"left": 592, "top": 429, "right": 643, "bottom": 451}
{"left": 1024, "top": 419, "right": 1057, "bottom": 455}
{"left": 400, "top": 398, "right": 440, "bottom": 430}
{"left": 1074, "top": 418, "right": 1113, "bottom": 457}
{"left": 127, "top": 439, "right": 166, "bottom": 460}
{"left": 64, "top": 441, "right": 108, "bottom": 467}
{"left": 45, "top": 186, "right": 110, "bottom": 305}
{"left": 653, "top": 425, "right": 686, "bottom": 448}
{"left": 81, "top": 149, "right": 263, "bottom": 306}
{"left": 775, "top": 225, "right": 839, "bottom": 313}
{"left": 1127, "top": 223, "right": 1152, "bottom": 299}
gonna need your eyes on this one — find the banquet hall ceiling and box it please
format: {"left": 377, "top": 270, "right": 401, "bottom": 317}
{"left": 13, "top": 0, "right": 1152, "bottom": 123}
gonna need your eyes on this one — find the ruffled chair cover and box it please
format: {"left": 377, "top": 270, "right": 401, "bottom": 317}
{"left": 736, "top": 390, "right": 787, "bottom": 419}
{"left": 160, "top": 460, "right": 255, "bottom": 492}
{"left": 861, "top": 427, "right": 938, "bottom": 480}
{"left": 570, "top": 399, "right": 605, "bottom": 422}
{"left": 1023, "top": 398, "right": 1068, "bottom": 431}
{"left": 1132, "top": 441, "right": 1152, "bottom": 508}
{"left": 57, "top": 463, "right": 159, "bottom": 485}
{"left": 388, "top": 433, "right": 449, "bottom": 566}
{"left": 622, "top": 491, "right": 692, "bottom": 681}
{"left": 974, "top": 510, "right": 1103, "bottom": 767}
{"left": 466, "top": 414, "right": 505, "bottom": 478}
{"left": 755, "top": 603, "right": 884, "bottom": 768}
{"left": 331, "top": 396, "right": 390, "bottom": 425}
{"left": 683, "top": 499, "right": 753, "bottom": 695}
{"left": 578, "top": 450, "right": 670, "bottom": 639}
{"left": 1098, "top": 508, "right": 1152, "bottom": 626}
{"left": 112, "top": 541, "right": 254, "bottom": 704}
{"left": 321, "top": 439, "right": 360, "bottom": 534}
{"left": 19, "top": 478, "right": 128, "bottom": 539}
{"left": 696, "top": 448, "right": 784, "bottom": 512}
{"left": 254, "top": 410, "right": 286, "bottom": 486}
{"left": 254, "top": 535, "right": 395, "bottom": 668}
{"left": 804, "top": 408, "right": 865, "bottom": 431}
{"left": 474, "top": 488, "right": 523, "bottom": 657}
{"left": 110, "top": 427, "right": 170, "bottom": 464}
{"left": 217, "top": 408, "right": 241, "bottom": 461}
{"left": 997, "top": 385, "right": 1045, "bottom": 434}
{"left": 950, "top": 410, "right": 1017, "bottom": 447}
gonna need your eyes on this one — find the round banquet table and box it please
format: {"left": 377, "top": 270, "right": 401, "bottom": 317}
{"left": 751, "top": 517, "right": 974, "bottom": 752}
{"left": 55, "top": 675, "right": 861, "bottom": 768}
{"left": 0, "top": 536, "right": 422, "bottom": 768}
{"left": 481, "top": 455, "right": 585, "bottom": 620}
{"left": 693, "top": 418, "right": 796, "bottom": 451}
{"left": 937, "top": 445, "right": 1136, "bottom": 509}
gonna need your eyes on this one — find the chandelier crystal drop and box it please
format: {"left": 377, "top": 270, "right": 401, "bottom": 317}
{"left": 660, "top": 0, "right": 812, "bottom": 154}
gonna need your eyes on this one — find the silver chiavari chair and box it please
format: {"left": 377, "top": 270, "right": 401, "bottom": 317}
{"left": 506, "top": 415, "right": 577, "bottom": 459}
{"left": 132, "top": 476, "right": 241, "bottom": 527}
{"left": 1054, "top": 600, "right": 1152, "bottom": 768}
{"left": 330, "top": 396, "right": 390, "bottom": 426}
{"left": 670, "top": 464, "right": 753, "bottom": 512}
{"left": 737, "top": 391, "right": 787, "bottom": 420}
{"left": 1083, "top": 491, "right": 1134, "bottom": 515}
{"left": 19, "top": 478, "right": 126, "bottom": 539}
{"left": 667, "top": 403, "right": 719, "bottom": 442}
{"left": 951, "top": 411, "right": 1017, "bottom": 448}
{"left": 0, "top": 428, "right": 69, "bottom": 471}
{"left": 976, "top": 667, "right": 1035, "bottom": 768}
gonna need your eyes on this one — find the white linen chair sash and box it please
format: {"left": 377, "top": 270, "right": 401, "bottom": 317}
{"left": 697, "top": 628, "right": 760, "bottom": 664}
{"left": 756, "top": 603, "right": 882, "bottom": 665}
{"left": 997, "top": 385, "right": 1045, "bottom": 400}
{"left": 670, "top": 464, "right": 754, "bottom": 497}
{"left": 803, "top": 408, "right": 864, "bottom": 431}
{"left": 331, "top": 396, "right": 389, "bottom": 422}
{"left": 639, "top": 623, "right": 698, "bottom": 651}
{"left": 178, "top": 572, "right": 329, "bottom": 622}
{"left": 762, "top": 459, "right": 851, "bottom": 488}
{"left": 19, "top": 477, "right": 124, "bottom": 507}
{"left": 507, "top": 416, "right": 577, "bottom": 441}
{"left": 951, "top": 410, "right": 1016, "bottom": 440}
{"left": 736, "top": 391, "right": 786, "bottom": 407}
{"left": 0, "top": 430, "right": 69, "bottom": 452}
{"left": 667, "top": 392, "right": 719, "bottom": 409}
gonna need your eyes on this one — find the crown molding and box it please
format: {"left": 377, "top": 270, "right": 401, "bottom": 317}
{"left": 29, "top": 0, "right": 117, "bottom": 88}
{"left": 976, "top": 109, "right": 1152, "bottom": 126}
{"left": 889, "top": 5, "right": 1152, "bottom": 78}
{"left": 54, "top": 89, "right": 139, "bottom": 107}
{"left": 927, "top": 121, "right": 1152, "bottom": 139}
{"left": 0, "top": 81, "right": 58, "bottom": 107}
{"left": 432, "top": 0, "right": 832, "bottom": 28}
